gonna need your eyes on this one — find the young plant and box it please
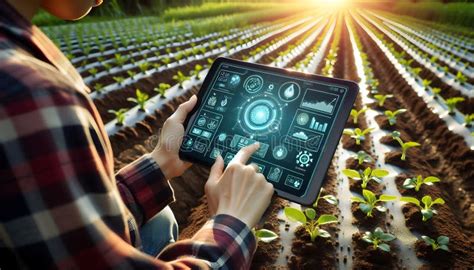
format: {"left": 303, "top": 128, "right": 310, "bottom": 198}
{"left": 154, "top": 83, "right": 170, "bottom": 98}
{"left": 127, "top": 70, "right": 137, "bottom": 78}
{"left": 127, "top": 89, "right": 149, "bottom": 111}
{"left": 422, "top": 79, "right": 432, "bottom": 91}
{"left": 284, "top": 207, "right": 337, "bottom": 242}
{"left": 445, "top": 97, "right": 465, "bottom": 115}
{"left": 88, "top": 68, "right": 98, "bottom": 77}
{"left": 374, "top": 94, "right": 393, "bottom": 107}
{"left": 391, "top": 131, "right": 420, "bottom": 161}
{"left": 114, "top": 53, "right": 127, "bottom": 66}
{"left": 312, "top": 189, "right": 338, "bottom": 208}
{"left": 351, "top": 189, "right": 397, "bottom": 217}
{"left": 343, "top": 167, "right": 389, "bottom": 189}
{"left": 362, "top": 227, "right": 396, "bottom": 252}
{"left": 421, "top": 235, "right": 450, "bottom": 252}
{"left": 353, "top": 150, "right": 373, "bottom": 165}
{"left": 400, "top": 195, "right": 445, "bottom": 221}
{"left": 173, "top": 71, "right": 190, "bottom": 89}
{"left": 113, "top": 76, "right": 125, "bottom": 85}
{"left": 343, "top": 128, "right": 374, "bottom": 145}
{"left": 138, "top": 62, "right": 150, "bottom": 74}
{"left": 432, "top": 87, "right": 442, "bottom": 99}
{"left": 253, "top": 228, "right": 278, "bottom": 243}
{"left": 455, "top": 71, "right": 467, "bottom": 85}
{"left": 384, "top": 109, "right": 406, "bottom": 126}
{"left": 190, "top": 64, "right": 203, "bottom": 80}
{"left": 350, "top": 107, "right": 368, "bottom": 125}
{"left": 161, "top": 57, "right": 171, "bottom": 66}
{"left": 108, "top": 108, "right": 127, "bottom": 126}
{"left": 464, "top": 113, "right": 474, "bottom": 127}
{"left": 403, "top": 175, "right": 440, "bottom": 192}
{"left": 93, "top": 83, "right": 104, "bottom": 94}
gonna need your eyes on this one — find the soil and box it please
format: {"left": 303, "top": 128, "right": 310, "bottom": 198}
{"left": 351, "top": 232, "right": 398, "bottom": 269}
{"left": 374, "top": 114, "right": 395, "bottom": 131}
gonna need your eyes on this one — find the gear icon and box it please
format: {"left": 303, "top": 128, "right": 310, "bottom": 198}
{"left": 296, "top": 150, "right": 313, "bottom": 168}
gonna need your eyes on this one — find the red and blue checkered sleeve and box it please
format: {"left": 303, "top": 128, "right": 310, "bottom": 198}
{"left": 116, "top": 154, "right": 175, "bottom": 226}
{"left": 159, "top": 214, "right": 258, "bottom": 269}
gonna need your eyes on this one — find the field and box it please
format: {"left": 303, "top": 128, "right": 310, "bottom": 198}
{"left": 41, "top": 1, "right": 474, "bottom": 269}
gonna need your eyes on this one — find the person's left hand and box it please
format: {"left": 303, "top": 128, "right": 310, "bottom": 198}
{"left": 151, "top": 95, "right": 197, "bottom": 179}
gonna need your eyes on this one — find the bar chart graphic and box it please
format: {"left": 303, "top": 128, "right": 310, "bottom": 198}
{"left": 309, "top": 117, "right": 328, "bottom": 133}
{"left": 300, "top": 89, "right": 339, "bottom": 115}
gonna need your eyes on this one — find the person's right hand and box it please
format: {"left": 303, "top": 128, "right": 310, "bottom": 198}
{"left": 204, "top": 143, "right": 274, "bottom": 229}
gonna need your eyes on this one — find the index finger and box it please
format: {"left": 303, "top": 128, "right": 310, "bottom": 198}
{"left": 229, "top": 142, "right": 260, "bottom": 165}
{"left": 169, "top": 95, "right": 197, "bottom": 123}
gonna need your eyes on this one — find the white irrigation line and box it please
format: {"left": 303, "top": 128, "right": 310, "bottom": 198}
{"left": 369, "top": 12, "right": 474, "bottom": 78}
{"left": 359, "top": 12, "right": 474, "bottom": 98}
{"left": 370, "top": 12, "right": 474, "bottom": 63}
{"left": 82, "top": 25, "right": 266, "bottom": 81}
{"left": 353, "top": 13, "right": 474, "bottom": 150}
{"left": 105, "top": 17, "right": 314, "bottom": 136}
{"left": 92, "top": 18, "right": 309, "bottom": 100}
{"left": 348, "top": 17, "right": 423, "bottom": 268}
{"left": 414, "top": 26, "right": 474, "bottom": 51}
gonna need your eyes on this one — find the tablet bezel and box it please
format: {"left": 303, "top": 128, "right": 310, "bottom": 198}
{"left": 179, "top": 57, "right": 359, "bottom": 205}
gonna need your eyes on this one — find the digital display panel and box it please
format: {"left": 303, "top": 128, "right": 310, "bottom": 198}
{"left": 180, "top": 58, "right": 358, "bottom": 204}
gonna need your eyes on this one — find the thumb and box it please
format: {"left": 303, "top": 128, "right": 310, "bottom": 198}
{"left": 208, "top": 154, "right": 224, "bottom": 182}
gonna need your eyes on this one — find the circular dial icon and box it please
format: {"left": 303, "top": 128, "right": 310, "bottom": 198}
{"left": 278, "top": 82, "right": 301, "bottom": 102}
{"left": 243, "top": 75, "right": 264, "bottom": 93}
{"left": 238, "top": 96, "right": 282, "bottom": 136}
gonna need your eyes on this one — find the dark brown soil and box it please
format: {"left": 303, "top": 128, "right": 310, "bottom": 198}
{"left": 374, "top": 114, "right": 395, "bottom": 131}
{"left": 352, "top": 232, "right": 398, "bottom": 269}
{"left": 345, "top": 157, "right": 375, "bottom": 171}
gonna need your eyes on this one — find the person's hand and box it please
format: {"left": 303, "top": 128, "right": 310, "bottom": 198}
{"left": 151, "top": 95, "right": 197, "bottom": 179}
{"left": 205, "top": 143, "right": 275, "bottom": 229}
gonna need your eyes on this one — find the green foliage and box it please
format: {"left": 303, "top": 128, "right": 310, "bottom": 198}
{"left": 400, "top": 195, "right": 445, "bottom": 221}
{"left": 432, "top": 87, "right": 442, "bottom": 99}
{"left": 343, "top": 167, "right": 389, "bottom": 189}
{"left": 173, "top": 71, "right": 190, "bottom": 88}
{"left": 154, "top": 83, "right": 170, "bottom": 98}
{"left": 351, "top": 189, "right": 397, "bottom": 217}
{"left": 89, "top": 68, "right": 99, "bottom": 77}
{"left": 108, "top": 108, "right": 127, "bottom": 126}
{"left": 350, "top": 107, "right": 368, "bottom": 125}
{"left": 374, "top": 94, "right": 393, "bottom": 107}
{"left": 445, "top": 97, "right": 465, "bottom": 114}
{"left": 138, "top": 62, "right": 150, "bottom": 73}
{"left": 94, "top": 83, "right": 104, "bottom": 93}
{"left": 127, "top": 89, "right": 149, "bottom": 111}
{"left": 343, "top": 128, "right": 374, "bottom": 145}
{"left": 190, "top": 64, "right": 204, "bottom": 79}
{"left": 384, "top": 109, "right": 406, "bottom": 126}
{"left": 391, "top": 131, "right": 420, "bottom": 161}
{"left": 353, "top": 151, "right": 373, "bottom": 165}
{"left": 362, "top": 227, "right": 396, "bottom": 252}
{"left": 113, "top": 76, "right": 125, "bottom": 85}
{"left": 421, "top": 235, "right": 450, "bottom": 252}
{"left": 465, "top": 114, "right": 474, "bottom": 127}
{"left": 284, "top": 207, "right": 337, "bottom": 242}
{"left": 254, "top": 228, "right": 278, "bottom": 243}
{"left": 403, "top": 175, "right": 440, "bottom": 192}
{"left": 127, "top": 70, "right": 137, "bottom": 78}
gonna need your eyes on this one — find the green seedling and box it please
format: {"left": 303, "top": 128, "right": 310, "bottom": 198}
{"left": 445, "top": 97, "right": 465, "bottom": 115}
{"left": 173, "top": 71, "right": 190, "bottom": 88}
{"left": 312, "top": 189, "right": 338, "bottom": 208}
{"left": 127, "top": 89, "right": 149, "bottom": 111}
{"left": 190, "top": 64, "right": 203, "bottom": 79}
{"left": 161, "top": 57, "right": 171, "bottom": 66}
{"left": 113, "top": 76, "right": 125, "bottom": 85}
{"left": 384, "top": 109, "right": 406, "bottom": 126}
{"left": 351, "top": 189, "right": 397, "bottom": 217}
{"left": 411, "top": 67, "right": 422, "bottom": 76}
{"left": 108, "top": 108, "right": 127, "bottom": 126}
{"left": 343, "top": 128, "right": 374, "bottom": 145}
{"left": 464, "top": 113, "right": 474, "bottom": 127}
{"left": 343, "top": 167, "right": 389, "bottom": 189}
{"left": 88, "top": 68, "right": 98, "bottom": 77}
{"left": 432, "top": 87, "right": 442, "bottom": 99}
{"left": 284, "top": 207, "right": 337, "bottom": 242}
{"left": 127, "top": 70, "right": 137, "bottom": 78}
{"left": 391, "top": 131, "right": 420, "bottom": 161}
{"left": 455, "top": 71, "right": 467, "bottom": 84}
{"left": 253, "top": 229, "right": 278, "bottom": 243}
{"left": 421, "top": 235, "right": 450, "bottom": 252}
{"left": 94, "top": 83, "right": 104, "bottom": 93}
{"left": 353, "top": 150, "right": 373, "bottom": 165}
{"left": 114, "top": 53, "right": 127, "bottom": 66}
{"left": 422, "top": 79, "right": 432, "bottom": 90}
{"left": 400, "top": 195, "right": 445, "bottom": 221}
{"left": 362, "top": 227, "right": 396, "bottom": 252}
{"left": 374, "top": 94, "right": 393, "bottom": 107}
{"left": 154, "top": 83, "right": 170, "bottom": 98}
{"left": 350, "top": 107, "right": 368, "bottom": 124}
{"left": 403, "top": 175, "right": 440, "bottom": 192}
{"left": 103, "top": 63, "right": 112, "bottom": 72}
{"left": 138, "top": 62, "right": 150, "bottom": 73}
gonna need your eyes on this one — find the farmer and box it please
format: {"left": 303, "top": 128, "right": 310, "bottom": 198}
{"left": 0, "top": 0, "right": 274, "bottom": 269}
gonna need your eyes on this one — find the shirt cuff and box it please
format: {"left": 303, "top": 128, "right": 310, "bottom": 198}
{"left": 116, "top": 154, "right": 175, "bottom": 224}
{"left": 192, "top": 214, "right": 257, "bottom": 269}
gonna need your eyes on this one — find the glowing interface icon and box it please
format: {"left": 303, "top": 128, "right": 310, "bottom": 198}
{"left": 243, "top": 75, "right": 264, "bottom": 93}
{"left": 229, "top": 74, "right": 241, "bottom": 87}
{"left": 278, "top": 82, "right": 301, "bottom": 102}
{"left": 296, "top": 150, "right": 313, "bottom": 168}
{"left": 241, "top": 98, "right": 279, "bottom": 133}
{"left": 296, "top": 112, "right": 310, "bottom": 126}
{"left": 273, "top": 145, "right": 288, "bottom": 160}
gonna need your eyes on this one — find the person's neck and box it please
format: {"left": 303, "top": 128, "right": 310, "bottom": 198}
{"left": 6, "top": 0, "right": 40, "bottom": 22}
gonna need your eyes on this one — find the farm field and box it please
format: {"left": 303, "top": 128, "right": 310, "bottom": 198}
{"left": 40, "top": 1, "right": 474, "bottom": 269}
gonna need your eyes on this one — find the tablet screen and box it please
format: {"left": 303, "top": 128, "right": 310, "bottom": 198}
{"left": 180, "top": 58, "right": 357, "bottom": 204}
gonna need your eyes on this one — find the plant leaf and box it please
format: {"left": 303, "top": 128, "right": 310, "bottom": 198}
{"left": 379, "top": 233, "right": 396, "bottom": 242}
{"left": 254, "top": 229, "right": 278, "bottom": 243}
{"left": 284, "top": 207, "right": 306, "bottom": 224}
{"left": 322, "top": 195, "right": 338, "bottom": 205}
{"left": 319, "top": 229, "right": 331, "bottom": 238}
{"left": 342, "top": 169, "right": 360, "bottom": 179}
{"left": 317, "top": 214, "right": 338, "bottom": 225}
{"left": 433, "top": 198, "right": 445, "bottom": 205}
{"left": 421, "top": 196, "right": 433, "bottom": 206}
{"left": 363, "top": 189, "right": 376, "bottom": 202}
{"left": 305, "top": 208, "right": 316, "bottom": 220}
{"left": 360, "top": 203, "right": 373, "bottom": 214}
{"left": 375, "top": 205, "right": 387, "bottom": 212}
{"left": 424, "top": 176, "right": 440, "bottom": 183}
{"left": 400, "top": 197, "right": 420, "bottom": 207}
{"left": 404, "top": 142, "right": 421, "bottom": 148}
{"left": 437, "top": 236, "right": 449, "bottom": 245}
{"left": 378, "top": 243, "right": 391, "bottom": 252}
{"left": 372, "top": 169, "right": 389, "bottom": 178}
{"left": 403, "top": 178, "right": 416, "bottom": 189}
{"left": 421, "top": 235, "right": 435, "bottom": 245}
{"left": 351, "top": 196, "right": 366, "bottom": 203}
{"left": 379, "top": 195, "right": 397, "bottom": 202}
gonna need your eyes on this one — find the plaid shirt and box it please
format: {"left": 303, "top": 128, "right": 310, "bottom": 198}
{"left": 0, "top": 1, "right": 256, "bottom": 269}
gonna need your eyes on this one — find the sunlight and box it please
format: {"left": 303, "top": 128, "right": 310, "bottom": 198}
{"left": 311, "top": 0, "right": 351, "bottom": 8}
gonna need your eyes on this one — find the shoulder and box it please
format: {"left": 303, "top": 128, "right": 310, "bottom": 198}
{"left": 0, "top": 48, "right": 90, "bottom": 115}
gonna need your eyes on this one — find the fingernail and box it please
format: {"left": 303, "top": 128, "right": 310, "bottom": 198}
{"left": 254, "top": 142, "right": 260, "bottom": 148}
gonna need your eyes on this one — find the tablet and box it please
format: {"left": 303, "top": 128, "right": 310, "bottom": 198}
{"left": 179, "top": 57, "right": 358, "bottom": 205}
